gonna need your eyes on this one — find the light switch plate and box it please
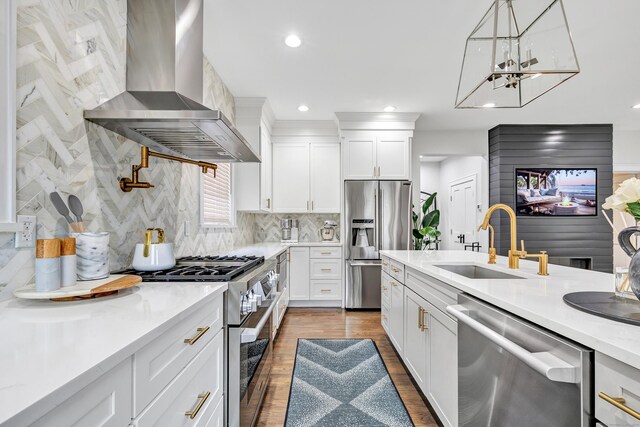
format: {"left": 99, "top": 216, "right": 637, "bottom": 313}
{"left": 15, "top": 215, "right": 36, "bottom": 248}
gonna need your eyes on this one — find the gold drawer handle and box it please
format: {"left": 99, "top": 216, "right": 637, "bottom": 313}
{"left": 599, "top": 392, "right": 640, "bottom": 420}
{"left": 184, "top": 326, "right": 210, "bottom": 345}
{"left": 320, "top": 289, "right": 332, "bottom": 292}
{"left": 320, "top": 251, "right": 332, "bottom": 255}
{"left": 418, "top": 306, "right": 423, "bottom": 330}
{"left": 185, "top": 391, "right": 211, "bottom": 419}
{"left": 421, "top": 307, "right": 428, "bottom": 331}
{"left": 320, "top": 268, "right": 333, "bottom": 272}
{"left": 381, "top": 286, "right": 388, "bottom": 291}
{"left": 391, "top": 282, "right": 398, "bottom": 287}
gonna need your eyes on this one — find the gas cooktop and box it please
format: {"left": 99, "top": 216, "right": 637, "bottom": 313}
{"left": 117, "top": 255, "right": 265, "bottom": 282}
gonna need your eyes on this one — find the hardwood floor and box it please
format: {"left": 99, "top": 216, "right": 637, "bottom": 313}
{"left": 255, "top": 308, "right": 438, "bottom": 427}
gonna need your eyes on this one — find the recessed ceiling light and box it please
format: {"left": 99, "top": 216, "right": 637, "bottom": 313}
{"left": 298, "top": 105, "right": 309, "bottom": 112}
{"left": 285, "top": 34, "right": 302, "bottom": 48}
{"left": 482, "top": 103, "right": 496, "bottom": 108}
{"left": 632, "top": 103, "right": 640, "bottom": 109}
{"left": 383, "top": 105, "right": 396, "bottom": 112}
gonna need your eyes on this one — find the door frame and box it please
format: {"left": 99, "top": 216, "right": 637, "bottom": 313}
{"left": 448, "top": 174, "right": 479, "bottom": 249}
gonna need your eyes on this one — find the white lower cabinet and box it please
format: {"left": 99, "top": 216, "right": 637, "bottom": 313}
{"left": 382, "top": 265, "right": 458, "bottom": 427}
{"left": 403, "top": 288, "right": 428, "bottom": 389}
{"left": 30, "top": 358, "right": 133, "bottom": 427}
{"left": 132, "top": 330, "right": 224, "bottom": 427}
{"left": 595, "top": 352, "right": 640, "bottom": 427}
{"left": 388, "top": 272, "right": 404, "bottom": 357}
{"left": 425, "top": 301, "right": 457, "bottom": 427}
{"left": 289, "top": 246, "right": 342, "bottom": 305}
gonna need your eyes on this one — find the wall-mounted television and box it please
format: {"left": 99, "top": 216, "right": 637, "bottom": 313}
{"left": 515, "top": 168, "right": 597, "bottom": 216}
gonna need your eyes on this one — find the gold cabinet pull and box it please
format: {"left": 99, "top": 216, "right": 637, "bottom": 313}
{"left": 320, "top": 289, "right": 332, "bottom": 293}
{"left": 321, "top": 251, "right": 332, "bottom": 255}
{"left": 184, "top": 326, "right": 210, "bottom": 345}
{"left": 320, "top": 268, "right": 332, "bottom": 272}
{"left": 599, "top": 392, "right": 640, "bottom": 420}
{"left": 267, "top": 198, "right": 271, "bottom": 209}
{"left": 185, "top": 391, "right": 211, "bottom": 419}
{"left": 420, "top": 307, "right": 428, "bottom": 331}
{"left": 391, "top": 267, "right": 400, "bottom": 273}
{"left": 418, "top": 306, "right": 423, "bottom": 329}
{"left": 391, "top": 282, "right": 398, "bottom": 287}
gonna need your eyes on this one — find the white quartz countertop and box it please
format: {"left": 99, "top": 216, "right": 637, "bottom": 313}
{"left": 0, "top": 282, "right": 227, "bottom": 425}
{"left": 229, "top": 241, "right": 342, "bottom": 260}
{"left": 380, "top": 250, "right": 640, "bottom": 370}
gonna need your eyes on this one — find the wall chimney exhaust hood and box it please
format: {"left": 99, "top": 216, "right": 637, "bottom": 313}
{"left": 84, "top": 0, "right": 260, "bottom": 163}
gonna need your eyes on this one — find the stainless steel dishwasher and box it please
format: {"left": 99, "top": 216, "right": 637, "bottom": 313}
{"left": 447, "top": 294, "right": 593, "bottom": 427}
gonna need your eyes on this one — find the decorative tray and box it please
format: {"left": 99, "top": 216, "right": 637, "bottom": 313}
{"left": 13, "top": 274, "right": 142, "bottom": 301}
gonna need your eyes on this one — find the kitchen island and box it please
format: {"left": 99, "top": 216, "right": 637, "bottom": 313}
{"left": 380, "top": 250, "right": 640, "bottom": 427}
{"left": 0, "top": 282, "right": 227, "bottom": 426}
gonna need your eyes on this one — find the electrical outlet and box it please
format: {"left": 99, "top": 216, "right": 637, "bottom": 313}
{"left": 184, "top": 221, "right": 190, "bottom": 238}
{"left": 15, "top": 215, "right": 36, "bottom": 249}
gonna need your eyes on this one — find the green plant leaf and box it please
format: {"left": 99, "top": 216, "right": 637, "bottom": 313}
{"left": 413, "top": 229, "right": 424, "bottom": 240}
{"left": 422, "top": 192, "right": 437, "bottom": 215}
{"left": 627, "top": 202, "right": 640, "bottom": 222}
{"left": 422, "top": 210, "right": 440, "bottom": 229}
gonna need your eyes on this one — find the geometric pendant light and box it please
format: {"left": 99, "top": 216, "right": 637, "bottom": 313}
{"left": 455, "top": 0, "right": 579, "bottom": 108}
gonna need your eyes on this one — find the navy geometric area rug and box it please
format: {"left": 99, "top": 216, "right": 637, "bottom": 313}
{"left": 285, "top": 339, "right": 414, "bottom": 427}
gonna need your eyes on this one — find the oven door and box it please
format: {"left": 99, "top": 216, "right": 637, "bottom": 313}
{"left": 235, "top": 296, "right": 275, "bottom": 427}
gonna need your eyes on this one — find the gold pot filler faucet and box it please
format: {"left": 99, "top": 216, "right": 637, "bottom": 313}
{"left": 478, "top": 204, "right": 549, "bottom": 276}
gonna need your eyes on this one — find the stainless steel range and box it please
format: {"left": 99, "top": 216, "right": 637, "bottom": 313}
{"left": 118, "top": 255, "right": 278, "bottom": 427}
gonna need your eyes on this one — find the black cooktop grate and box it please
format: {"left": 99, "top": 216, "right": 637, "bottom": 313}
{"left": 116, "top": 255, "right": 264, "bottom": 282}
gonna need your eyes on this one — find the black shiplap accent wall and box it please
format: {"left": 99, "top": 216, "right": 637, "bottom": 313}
{"left": 489, "top": 125, "right": 613, "bottom": 273}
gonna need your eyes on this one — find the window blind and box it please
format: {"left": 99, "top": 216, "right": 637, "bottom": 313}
{"left": 202, "top": 163, "right": 233, "bottom": 226}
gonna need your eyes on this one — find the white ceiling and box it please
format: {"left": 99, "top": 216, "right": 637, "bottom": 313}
{"left": 203, "top": 0, "right": 640, "bottom": 131}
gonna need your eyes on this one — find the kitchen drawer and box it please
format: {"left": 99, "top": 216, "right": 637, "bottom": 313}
{"left": 31, "top": 358, "right": 132, "bottom": 427}
{"left": 381, "top": 272, "right": 391, "bottom": 306}
{"left": 405, "top": 267, "right": 459, "bottom": 319}
{"left": 134, "top": 294, "right": 223, "bottom": 414}
{"left": 310, "top": 247, "right": 342, "bottom": 259}
{"left": 382, "top": 256, "right": 390, "bottom": 274}
{"left": 310, "top": 259, "right": 341, "bottom": 279}
{"left": 310, "top": 280, "right": 341, "bottom": 299}
{"left": 134, "top": 330, "right": 224, "bottom": 427}
{"left": 389, "top": 259, "right": 405, "bottom": 283}
{"left": 595, "top": 352, "right": 640, "bottom": 426}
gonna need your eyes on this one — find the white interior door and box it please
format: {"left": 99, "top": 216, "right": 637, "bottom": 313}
{"left": 449, "top": 176, "right": 477, "bottom": 250}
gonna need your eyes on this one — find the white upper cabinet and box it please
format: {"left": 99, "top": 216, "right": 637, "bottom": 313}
{"left": 234, "top": 98, "right": 274, "bottom": 212}
{"left": 337, "top": 113, "right": 419, "bottom": 182}
{"left": 342, "top": 132, "right": 412, "bottom": 180}
{"left": 272, "top": 142, "right": 311, "bottom": 213}
{"left": 376, "top": 135, "right": 410, "bottom": 179}
{"left": 272, "top": 141, "right": 341, "bottom": 214}
{"left": 310, "top": 143, "right": 341, "bottom": 212}
{"left": 343, "top": 135, "right": 376, "bottom": 179}
{"left": 259, "top": 125, "right": 273, "bottom": 211}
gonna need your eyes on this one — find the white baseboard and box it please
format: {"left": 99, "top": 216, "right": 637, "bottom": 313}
{"left": 288, "top": 300, "right": 342, "bottom": 308}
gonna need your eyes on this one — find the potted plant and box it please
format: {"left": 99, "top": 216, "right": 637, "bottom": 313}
{"left": 603, "top": 177, "right": 640, "bottom": 299}
{"left": 412, "top": 193, "right": 441, "bottom": 251}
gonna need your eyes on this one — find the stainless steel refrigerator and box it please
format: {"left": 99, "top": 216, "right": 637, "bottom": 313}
{"left": 344, "top": 180, "right": 412, "bottom": 309}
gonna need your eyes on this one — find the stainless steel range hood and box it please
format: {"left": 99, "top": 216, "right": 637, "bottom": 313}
{"left": 84, "top": 0, "right": 259, "bottom": 162}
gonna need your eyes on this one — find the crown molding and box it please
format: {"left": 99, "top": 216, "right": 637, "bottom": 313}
{"left": 335, "top": 112, "right": 421, "bottom": 131}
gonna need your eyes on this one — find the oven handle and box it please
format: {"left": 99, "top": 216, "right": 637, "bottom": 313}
{"left": 241, "top": 293, "right": 279, "bottom": 344}
{"left": 446, "top": 304, "right": 578, "bottom": 384}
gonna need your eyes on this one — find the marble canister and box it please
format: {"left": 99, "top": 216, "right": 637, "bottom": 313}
{"left": 60, "top": 237, "right": 77, "bottom": 287}
{"left": 72, "top": 232, "right": 110, "bottom": 281}
{"left": 35, "top": 239, "right": 61, "bottom": 292}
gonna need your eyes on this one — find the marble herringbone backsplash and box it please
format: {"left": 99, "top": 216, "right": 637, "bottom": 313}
{"left": 254, "top": 213, "right": 341, "bottom": 243}
{"left": 0, "top": 0, "right": 252, "bottom": 301}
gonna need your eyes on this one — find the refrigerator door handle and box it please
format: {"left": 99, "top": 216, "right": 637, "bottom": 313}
{"left": 379, "top": 187, "right": 384, "bottom": 250}
{"left": 373, "top": 189, "right": 378, "bottom": 249}
{"left": 348, "top": 261, "right": 383, "bottom": 267}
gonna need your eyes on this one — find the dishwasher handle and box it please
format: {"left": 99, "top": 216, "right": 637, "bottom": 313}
{"left": 447, "top": 304, "right": 578, "bottom": 384}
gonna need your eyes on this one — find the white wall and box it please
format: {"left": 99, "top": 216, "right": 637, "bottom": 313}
{"left": 613, "top": 130, "right": 640, "bottom": 172}
{"left": 420, "top": 162, "right": 440, "bottom": 196}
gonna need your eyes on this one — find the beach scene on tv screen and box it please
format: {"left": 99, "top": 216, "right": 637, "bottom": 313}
{"left": 516, "top": 169, "right": 597, "bottom": 216}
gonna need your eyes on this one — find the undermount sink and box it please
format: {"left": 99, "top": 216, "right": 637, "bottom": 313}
{"left": 434, "top": 264, "right": 524, "bottom": 280}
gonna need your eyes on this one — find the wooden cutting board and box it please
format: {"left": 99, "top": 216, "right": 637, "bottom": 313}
{"left": 13, "top": 275, "right": 142, "bottom": 301}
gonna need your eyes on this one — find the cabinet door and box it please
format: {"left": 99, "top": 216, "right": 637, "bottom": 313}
{"left": 343, "top": 136, "right": 376, "bottom": 179}
{"left": 272, "top": 142, "right": 310, "bottom": 212}
{"left": 403, "top": 289, "right": 428, "bottom": 391}
{"left": 260, "top": 125, "right": 273, "bottom": 212}
{"left": 310, "top": 143, "right": 340, "bottom": 213}
{"left": 426, "top": 303, "right": 458, "bottom": 427}
{"left": 289, "top": 247, "right": 310, "bottom": 300}
{"left": 376, "top": 135, "right": 410, "bottom": 179}
{"left": 388, "top": 281, "right": 404, "bottom": 356}
{"left": 31, "top": 358, "right": 132, "bottom": 427}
